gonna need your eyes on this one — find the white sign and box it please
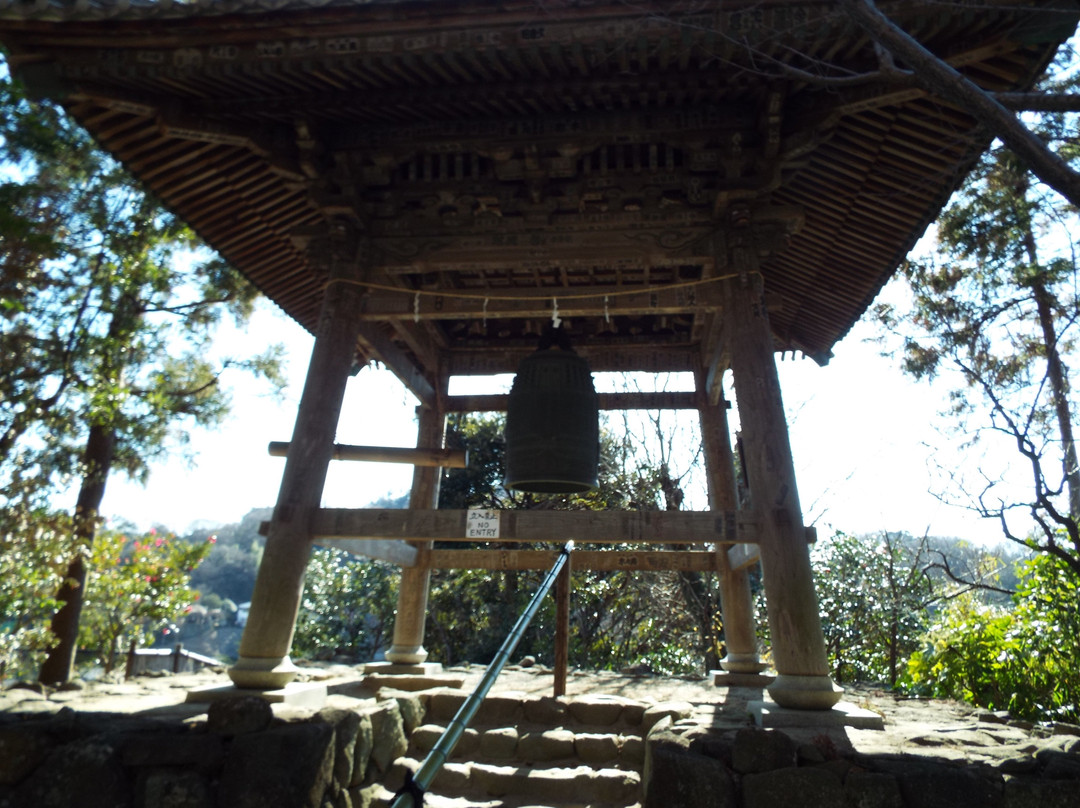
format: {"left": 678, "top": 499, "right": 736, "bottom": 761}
{"left": 466, "top": 509, "right": 500, "bottom": 539}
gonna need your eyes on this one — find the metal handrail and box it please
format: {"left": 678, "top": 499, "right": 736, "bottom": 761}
{"left": 391, "top": 540, "right": 575, "bottom": 808}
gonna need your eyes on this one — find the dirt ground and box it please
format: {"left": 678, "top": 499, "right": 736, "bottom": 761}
{"left": 3, "top": 662, "right": 1077, "bottom": 768}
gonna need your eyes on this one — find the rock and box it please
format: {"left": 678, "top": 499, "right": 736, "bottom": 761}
{"left": 349, "top": 713, "right": 373, "bottom": 787}
{"left": 621, "top": 734, "right": 646, "bottom": 766}
{"left": 1037, "top": 750, "right": 1080, "bottom": 779}
{"left": 873, "top": 758, "right": 1004, "bottom": 808}
{"left": 136, "top": 769, "right": 212, "bottom": 808}
{"left": 426, "top": 690, "right": 467, "bottom": 722}
{"left": 846, "top": 771, "right": 904, "bottom": 808}
{"left": 475, "top": 694, "right": 524, "bottom": 725}
{"left": 523, "top": 696, "right": 568, "bottom": 725}
{"left": 519, "top": 655, "right": 536, "bottom": 668}
{"left": 568, "top": 696, "right": 627, "bottom": 726}
{"left": 641, "top": 701, "right": 694, "bottom": 733}
{"left": 575, "top": 732, "right": 620, "bottom": 764}
{"left": 480, "top": 727, "right": 519, "bottom": 759}
{"left": 0, "top": 725, "right": 54, "bottom": 785}
{"left": 9, "top": 739, "right": 131, "bottom": 808}
{"left": 314, "top": 708, "right": 362, "bottom": 789}
{"left": 218, "top": 722, "right": 335, "bottom": 808}
{"left": 1003, "top": 778, "right": 1080, "bottom": 808}
{"left": 206, "top": 695, "right": 273, "bottom": 736}
{"left": 731, "top": 727, "right": 798, "bottom": 774}
{"left": 364, "top": 700, "right": 407, "bottom": 774}
{"left": 644, "top": 732, "right": 736, "bottom": 808}
{"left": 743, "top": 766, "right": 844, "bottom": 808}
{"left": 517, "top": 729, "right": 575, "bottom": 762}
{"left": 120, "top": 733, "right": 225, "bottom": 770}
{"left": 377, "top": 690, "right": 424, "bottom": 735}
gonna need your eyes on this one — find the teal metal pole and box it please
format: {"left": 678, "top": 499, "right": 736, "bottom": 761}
{"left": 390, "top": 541, "right": 574, "bottom": 808}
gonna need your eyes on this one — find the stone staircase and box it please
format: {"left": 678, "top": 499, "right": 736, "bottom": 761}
{"left": 374, "top": 689, "right": 693, "bottom": 808}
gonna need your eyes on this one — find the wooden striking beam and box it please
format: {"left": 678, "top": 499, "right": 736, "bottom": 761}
{"left": 316, "top": 539, "right": 419, "bottom": 567}
{"left": 309, "top": 508, "right": 753, "bottom": 545}
{"left": 444, "top": 391, "right": 701, "bottom": 413}
{"left": 429, "top": 549, "right": 718, "bottom": 572}
{"left": 268, "top": 441, "right": 467, "bottom": 468}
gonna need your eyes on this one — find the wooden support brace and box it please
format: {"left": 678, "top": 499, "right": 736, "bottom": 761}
{"left": 726, "top": 525, "right": 817, "bottom": 571}
{"left": 428, "top": 549, "right": 718, "bottom": 571}
{"left": 309, "top": 508, "right": 754, "bottom": 545}
{"left": 314, "top": 538, "right": 419, "bottom": 566}
{"left": 269, "top": 441, "right": 467, "bottom": 468}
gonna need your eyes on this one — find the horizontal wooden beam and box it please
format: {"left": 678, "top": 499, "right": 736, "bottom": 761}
{"left": 268, "top": 441, "right": 467, "bottom": 468}
{"left": 428, "top": 549, "right": 718, "bottom": 572}
{"left": 315, "top": 538, "right": 419, "bottom": 566}
{"left": 309, "top": 508, "right": 754, "bottom": 544}
{"left": 357, "top": 284, "right": 721, "bottom": 322}
{"left": 446, "top": 345, "right": 701, "bottom": 376}
{"left": 443, "top": 391, "right": 701, "bottom": 413}
{"left": 726, "top": 524, "right": 817, "bottom": 571}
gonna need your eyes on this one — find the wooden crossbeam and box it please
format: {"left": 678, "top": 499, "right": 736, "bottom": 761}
{"left": 444, "top": 391, "right": 701, "bottom": 413}
{"left": 309, "top": 508, "right": 753, "bottom": 544}
{"left": 268, "top": 441, "right": 467, "bottom": 468}
{"left": 725, "top": 525, "right": 817, "bottom": 571}
{"left": 315, "top": 539, "right": 419, "bottom": 566}
{"left": 427, "top": 549, "right": 718, "bottom": 572}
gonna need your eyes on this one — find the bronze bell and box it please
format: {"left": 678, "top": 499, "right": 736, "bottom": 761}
{"left": 504, "top": 335, "right": 599, "bottom": 494}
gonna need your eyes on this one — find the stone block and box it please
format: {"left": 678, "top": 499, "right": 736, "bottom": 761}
{"left": 523, "top": 696, "right": 568, "bottom": 725}
{"left": 641, "top": 701, "right": 694, "bottom": 734}
{"left": 575, "top": 732, "right": 620, "bottom": 764}
{"left": 218, "top": 722, "right": 335, "bottom": 808}
{"left": 407, "top": 724, "right": 444, "bottom": 756}
{"left": 0, "top": 725, "right": 54, "bottom": 785}
{"left": 135, "top": 769, "right": 211, "bottom": 808}
{"left": 349, "top": 713, "right": 373, "bottom": 787}
{"left": 731, "top": 727, "right": 798, "bottom": 774}
{"left": 426, "top": 690, "right": 467, "bottom": 722}
{"left": 206, "top": 695, "right": 273, "bottom": 736}
{"left": 475, "top": 695, "right": 524, "bottom": 725}
{"left": 643, "top": 739, "right": 735, "bottom": 808}
{"left": 567, "top": 696, "right": 629, "bottom": 726}
{"left": 1037, "top": 750, "right": 1080, "bottom": 779}
{"left": 9, "top": 739, "right": 131, "bottom": 808}
{"left": 1004, "top": 778, "right": 1080, "bottom": 808}
{"left": 589, "top": 767, "right": 642, "bottom": 804}
{"left": 873, "top": 758, "right": 1004, "bottom": 808}
{"left": 620, "top": 701, "right": 647, "bottom": 726}
{"left": 743, "top": 766, "right": 845, "bottom": 808}
{"left": 517, "top": 729, "right": 576, "bottom": 762}
{"left": 363, "top": 700, "right": 408, "bottom": 775}
{"left": 470, "top": 762, "right": 518, "bottom": 797}
{"left": 430, "top": 761, "right": 471, "bottom": 793}
{"left": 480, "top": 727, "right": 519, "bottom": 759}
{"left": 377, "top": 690, "right": 424, "bottom": 735}
{"left": 121, "top": 733, "right": 225, "bottom": 771}
{"left": 621, "top": 735, "right": 646, "bottom": 767}
{"left": 314, "top": 707, "right": 362, "bottom": 789}
{"left": 845, "top": 771, "right": 903, "bottom": 808}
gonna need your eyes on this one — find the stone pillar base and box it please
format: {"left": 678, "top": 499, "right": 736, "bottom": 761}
{"left": 766, "top": 673, "right": 843, "bottom": 710}
{"left": 385, "top": 644, "right": 429, "bottom": 665}
{"left": 720, "top": 653, "right": 768, "bottom": 674}
{"left": 711, "top": 670, "right": 776, "bottom": 688}
{"left": 363, "top": 661, "right": 444, "bottom": 676}
{"left": 228, "top": 655, "right": 300, "bottom": 690}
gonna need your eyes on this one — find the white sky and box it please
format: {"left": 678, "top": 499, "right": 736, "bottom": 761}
{"left": 95, "top": 278, "right": 1019, "bottom": 544}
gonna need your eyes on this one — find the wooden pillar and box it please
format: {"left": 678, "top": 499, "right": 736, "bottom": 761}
{"left": 697, "top": 371, "right": 766, "bottom": 675}
{"left": 720, "top": 232, "right": 841, "bottom": 710}
{"left": 385, "top": 403, "right": 445, "bottom": 664}
{"left": 228, "top": 233, "right": 366, "bottom": 689}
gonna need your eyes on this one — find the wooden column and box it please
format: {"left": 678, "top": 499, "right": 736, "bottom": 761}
{"left": 721, "top": 233, "right": 841, "bottom": 710}
{"left": 228, "top": 235, "right": 366, "bottom": 689}
{"left": 385, "top": 403, "right": 445, "bottom": 664}
{"left": 697, "top": 371, "right": 766, "bottom": 676}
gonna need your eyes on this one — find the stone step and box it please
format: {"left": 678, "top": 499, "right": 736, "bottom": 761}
{"left": 380, "top": 757, "right": 642, "bottom": 808}
{"left": 408, "top": 724, "right": 646, "bottom": 770}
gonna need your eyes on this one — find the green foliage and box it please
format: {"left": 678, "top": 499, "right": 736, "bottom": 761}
{"left": 906, "top": 551, "right": 1080, "bottom": 722}
{"left": 812, "top": 531, "right": 934, "bottom": 685}
{"left": 0, "top": 504, "right": 70, "bottom": 679}
{"left": 78, "top": 528, "right": 213, "bottom": 673}
{"left": 293, "top": 549, "right": 398, "bottom": 662}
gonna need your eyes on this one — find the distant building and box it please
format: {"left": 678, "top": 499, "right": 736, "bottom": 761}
{"left": 236, "top": 602, "right": 251, "bottom": 628}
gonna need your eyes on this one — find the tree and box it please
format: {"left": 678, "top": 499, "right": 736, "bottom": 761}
{"left": 878, "top": 133, "right": 1080, "bottom": 573}
{"left": 78, "top": 528, "right": 213, "bottom": 673}
{"left": 0, "top": 68, "right": 284, "bottom": 684}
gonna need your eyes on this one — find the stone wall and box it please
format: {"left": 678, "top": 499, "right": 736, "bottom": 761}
{"left": 0, "top": 693, "right": 413, "bottom": 808}
{"left": 644, "top": 721, "right": 1080, "bottom": 808}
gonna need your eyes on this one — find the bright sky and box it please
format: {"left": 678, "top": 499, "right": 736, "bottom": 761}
{"left": 96, "top": 277, "right": 1014, "bottom": 544}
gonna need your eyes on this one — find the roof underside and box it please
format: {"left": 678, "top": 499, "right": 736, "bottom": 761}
{"left": 0, "top": 0, "right": 1072, "bottom": 392}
